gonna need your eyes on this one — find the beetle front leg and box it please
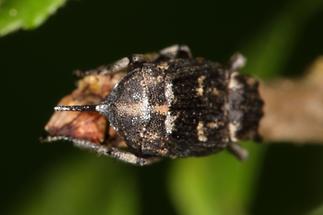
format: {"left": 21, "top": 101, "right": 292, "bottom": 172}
{"left": 227, "top": 142, "right": 249, "bottom": 160}
{"left": 42, "top": 136, "right": 161, "bottom": 166}
{"left": 74, "top": 57, "right": 131, "bottom": 77}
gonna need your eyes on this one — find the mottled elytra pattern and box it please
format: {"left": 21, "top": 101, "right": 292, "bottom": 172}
{"left": 105, "top": 58, "right": 230, "bottom": 157}
{"left": 106, "top": 65, "right": 170, "bottom": 156}
{"left": 166, "top": 59, "right": 229, "bottom": 157}
{"left": 48, "top": 45, "right": 263, "bottom": 165}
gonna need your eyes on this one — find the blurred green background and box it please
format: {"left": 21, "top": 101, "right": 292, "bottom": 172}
{"left": 1, "top": 0, "right": 323, "bottom": 214}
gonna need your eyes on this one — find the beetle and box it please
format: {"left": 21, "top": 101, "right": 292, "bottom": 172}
{"left": 44, "top": 45, "right": 263, "bottom": 166}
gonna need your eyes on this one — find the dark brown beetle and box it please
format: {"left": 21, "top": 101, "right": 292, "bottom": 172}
{"left": 45, "top": 45, "right": 263, "bottom": 166}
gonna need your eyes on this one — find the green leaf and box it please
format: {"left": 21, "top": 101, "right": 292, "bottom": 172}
{"left": 243, "top": 0, "right": 323, "bottom": 78}
{"left": 12, "top": 155, "right": 139, "bottom": 215}
{"left": 309, "top": 205, "right": 323, "bottom": 215}
{"left": 169, "top": 143, "right": 265, "bottom": 215}
{"left": 0, "top": 0, "right": 66, "bottom": 36}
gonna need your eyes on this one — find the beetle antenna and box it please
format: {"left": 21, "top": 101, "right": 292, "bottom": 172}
{"left": 54, "top": 104, "right": 98, "bottom": 112}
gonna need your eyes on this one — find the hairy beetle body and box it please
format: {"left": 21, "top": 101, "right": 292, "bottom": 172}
{"left": 46, "top": 45, "right": 263, "bottom": 165}
{"left": 100, "top": 58, "right": 229, "bottom": 157}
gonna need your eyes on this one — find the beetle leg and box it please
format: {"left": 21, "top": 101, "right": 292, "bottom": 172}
{"left": 128, "top": 45, "right": 192, "bottom": 63}
{"left": 74, "top": 139, "right": 161, "bottom": 166}
{"left": 42, "top": 136, "right": 161, "bottom": 166}
{"left": 74, "top": 45, "right": 192, "bottom": 78}
{"left": 128, "top": 53, "right": 160, "bottom": 64}
{"left": 227, "top": 142, "right": 249, "bottom": 160}
{"left": 228, "top": 53, "right": 246, "bottom": 71}
{"left": 74, "top": 57, "right": 130, "bottom": 77}
{"left": 159, "top": 44, "right": 192, "bottom": 59}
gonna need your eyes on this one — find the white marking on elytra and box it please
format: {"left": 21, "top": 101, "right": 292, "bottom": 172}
{"left": 228, "top": 72, "right": 242, "bottom": 90}
{"left": 141, "top": 87, "right": 151, "bottom": 121}
{"left": 165, "top": 81, "right": 174, "bottom": 102}
{"left": 197, "top": 121, "right": 208, "bottom": 142}
{"left": 164, "top": 81, "right": 176, "bottom": 134}
{"left": 165, "top": 112, "right": 178, "bottom": 134}
{"left": 196, "top": 75, "right": 206, "bottom": 96}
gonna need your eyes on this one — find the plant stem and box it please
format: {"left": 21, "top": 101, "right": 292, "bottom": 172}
{"left": 259, "top": 57, "right": 323, "bottom": 144}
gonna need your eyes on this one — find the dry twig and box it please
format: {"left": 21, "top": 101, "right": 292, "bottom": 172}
{"left": 259, "top": 57, "right": 323, "bottom": 144}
